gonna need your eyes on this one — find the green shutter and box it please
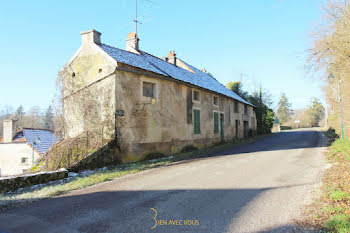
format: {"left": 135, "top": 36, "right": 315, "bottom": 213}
{"left": 194, "top": 109, "right": 201, "bottom": 134}
{"left": 214, "top": 112, "right": 219, "bottom": 133}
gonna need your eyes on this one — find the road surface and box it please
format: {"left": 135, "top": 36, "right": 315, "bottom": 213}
{"left": 0, "top": 129, "right": 326, "bottom": 233}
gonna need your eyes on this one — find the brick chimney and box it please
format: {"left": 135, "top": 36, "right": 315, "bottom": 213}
{"left": 167, "top": 50, "right": 176, "bottom": 66}
{"left": 80, "top": 29, "right": 101, "bottom": 48}
{"left": 126, "top": 32, "right": 139, "bottom": 53}
{"left": 2, "top": 119, "right": 16, "bottom": 143}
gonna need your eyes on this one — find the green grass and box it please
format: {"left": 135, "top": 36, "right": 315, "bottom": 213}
{"left": 330, "top": 189, "right": 350, "bottom": 201}
{"left": 319, "top": 131, "right": 350, "bottom": 232}
{"left": 329, "top": 139, "right": 350, "bottom": 161}
{"left": 324, "top": 214, "right": 350, "bottom": 233}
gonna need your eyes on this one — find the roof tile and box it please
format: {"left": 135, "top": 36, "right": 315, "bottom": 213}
{"left": 99, "top": 44, "right": 252, "bottom": 106}
{"left": 13, "top": 129, "right": 58, "bottom": 154}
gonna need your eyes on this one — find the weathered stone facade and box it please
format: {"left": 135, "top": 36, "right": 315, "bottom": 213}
{"left": 62, "top": 30, "right": 257, "bottom": 162}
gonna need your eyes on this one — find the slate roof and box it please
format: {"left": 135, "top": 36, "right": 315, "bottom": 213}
{"left": 99, "top": 44, "right": 253, "bottom": 106}
{"left": 13, "top": 128, "right": 59, "bottom": 154}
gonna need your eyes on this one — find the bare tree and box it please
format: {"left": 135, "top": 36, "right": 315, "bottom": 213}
{"left": 308, "top": 0, "right": 350, "bottom": 136}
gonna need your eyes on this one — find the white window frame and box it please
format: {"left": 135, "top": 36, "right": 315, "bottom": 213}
{"left": 140, "top": 77, "right": 158, "bottom": 102}
{"left": 192, "top": 89, "right": 201, "bottom": 103}
{"left": 213, "top": 95, "right": 219, "bottom": 106}
{"left": 20, "top": 157, "right": 28, "bottom": 165}
{"left": 234, "top": 101, "right": 239, "bottom": 113}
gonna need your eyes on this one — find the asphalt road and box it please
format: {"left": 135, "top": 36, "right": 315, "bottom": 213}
{"left": 0, "top": 129, "right": 326, "bottom": 233}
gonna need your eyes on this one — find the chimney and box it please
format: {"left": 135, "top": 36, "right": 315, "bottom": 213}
{"left": 167, "top": 50, "right": 176, "bottom": 66}
{"left": 80, "top": 29, "right": 101, "bottom": 48}
{"left": 126, "top": 32, "right": 139, "bottom": 53}
{"left": 3, "top": 119, "right": 16, "bottom": 143}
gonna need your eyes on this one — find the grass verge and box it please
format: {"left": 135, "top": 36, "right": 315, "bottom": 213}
{"left": 300, "top": 129, "right": 350, "bottom": 233}
{"left": 0, "top": 134, "right": 270, "bottom": 211}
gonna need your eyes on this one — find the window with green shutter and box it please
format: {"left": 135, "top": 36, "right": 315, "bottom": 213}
{"left": 214, "top": 112, "right": 219, "bottom": 133}
{"left": 193, "top": 109, "right": 201, "bottom": 134}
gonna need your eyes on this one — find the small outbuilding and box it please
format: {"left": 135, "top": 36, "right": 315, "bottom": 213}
{"left": 0, "top": 119, "right": 58, "bottom": 176}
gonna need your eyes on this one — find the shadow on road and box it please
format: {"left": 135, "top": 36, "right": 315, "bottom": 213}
{"left": 0, "top": 183, "right": 318, "bottom": 233}
{"left": 171, "top": 130, "right": 324, "bottom": 167}
{"left": 0, "top": 130, "right": 325, "bottom": 232}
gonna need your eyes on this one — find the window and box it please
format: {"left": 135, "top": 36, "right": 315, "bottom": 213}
{"left": 143, "top": 82, "right": 155, "bottom": 98}
{"left": 213, "top": 96, "right": 219, "bottom": 106}
{"left": 234, "top": 101, "right": 239, "bottom": 113}
{"left": 193, "top": 90, "right": 200, "bottom": 102}
{"left": 193, "top": 109, "right": 201, "bottom": 134}
{"left": 244, "top": 104, "right": 248, "bottom": 115}
{"left": 21, "top": 157, "right": 28, "bottom": 164}
{"left": 214, "top": 112, "right": 219, "bottom": 133}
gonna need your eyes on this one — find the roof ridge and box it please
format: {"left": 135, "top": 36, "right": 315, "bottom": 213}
{"left": 21, "top": 127, "right": 54, "bottom": 132}
{"left": 99, "top": 43, "right": 254, "bottom": 106}
{"left": 139, "top": 51, "right": 172, "bottom": 77}
{"left": 180, "top": 61, "right": 249, "bottom": 103}
{"left": 100, "top": 43, "right": 138, "bottom": 56}
{"left": 141, "top": 51, "right": 200, "bottom": 77}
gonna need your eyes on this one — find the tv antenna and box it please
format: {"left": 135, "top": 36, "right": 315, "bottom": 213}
{"left": 134, "top": 0, "right": 142, "bottom": 35}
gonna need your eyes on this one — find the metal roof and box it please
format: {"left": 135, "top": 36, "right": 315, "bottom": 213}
{"left": 99, "top": 44, "right": 253, "bottom": 106}
{"left": 13, "top": 129, "right": 59, "bottom": 154}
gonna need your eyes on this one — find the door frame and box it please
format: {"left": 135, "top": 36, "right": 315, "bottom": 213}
{"left": 235, "top": 120, "right": 239, "bottom": 139}
{"left": 220, "top": 113, "right": 224, "bottom": 142}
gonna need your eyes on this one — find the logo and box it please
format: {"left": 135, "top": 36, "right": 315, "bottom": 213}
{"left": 150, "top": 208, "right": 158, "bottom": 230}
{"left": 150, "top": 208, "right": 200, "bottom": 230}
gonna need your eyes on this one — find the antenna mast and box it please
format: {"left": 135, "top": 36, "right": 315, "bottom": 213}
{"left": 133, "top": 0, "right": 142, "bottom": 35}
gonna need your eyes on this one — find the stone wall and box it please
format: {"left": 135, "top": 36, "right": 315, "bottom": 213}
{"left": 63, "top": 44, "right": 116, "bottom": 139}
{"left": 0, "top": 169, "right": 68, "bottom": 193}
{"left": 68, "top": 140, "right": 121, "bottom": 172}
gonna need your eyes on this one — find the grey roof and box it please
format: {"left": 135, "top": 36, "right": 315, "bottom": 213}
{"left": 13, "top": 129, "right": 59, "bottom": 154}
{"left": 100, "top": 44, "right": 252, "bottom": 106}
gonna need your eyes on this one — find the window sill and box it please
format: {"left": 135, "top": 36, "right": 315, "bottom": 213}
{"left": 140, "top": 96, "right": 157, "bottom": 103}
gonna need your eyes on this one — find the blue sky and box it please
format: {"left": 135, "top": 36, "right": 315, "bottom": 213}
{"left": 0, "top": 0, "right": 326, "bottom": 113}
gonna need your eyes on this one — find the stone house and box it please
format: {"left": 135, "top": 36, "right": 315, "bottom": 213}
{"left": 61, "top": 29, "right": 257, "bottom": 162}
{"left": 0, "top": 119, "right": 58, "bottom": 176}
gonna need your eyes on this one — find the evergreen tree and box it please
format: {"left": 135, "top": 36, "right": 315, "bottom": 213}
{"left": 16, "top": 105, "right": 25, "bottom": 116}
{"left": 44, "top": 105, "right": 54, "bottom": 129}
{"left": 248, "top": 92, "right": 275, "bottom": 134}
{"left": 15, "top": 105, "right": 26, "bottom": 128}
{"left": 276, "top": 93, "right": 293, "bottom": 124}
{"left": 306, "top": 98, "right": 325, "bottom": 127}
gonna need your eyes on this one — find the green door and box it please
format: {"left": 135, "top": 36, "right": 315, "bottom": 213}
{"left": 220, "top": 114, "right": 224, "bottom": 142}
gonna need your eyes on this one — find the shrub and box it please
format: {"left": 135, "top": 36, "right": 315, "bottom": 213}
{"left": 325, "top": 128, "right": 339, "bottom": 143}
{"left": 180, "top": 145, "right": 198, "bottom": 153}
{"left": 144, "top": 152, "right": 165, "bottom": 160}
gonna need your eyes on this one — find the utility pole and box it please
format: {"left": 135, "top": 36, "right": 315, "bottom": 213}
{"left": 338, "top": 74, "right": 344, "bottom": 140}
{"left": 328, "top": 71, "right": 344, "bottom": 140}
